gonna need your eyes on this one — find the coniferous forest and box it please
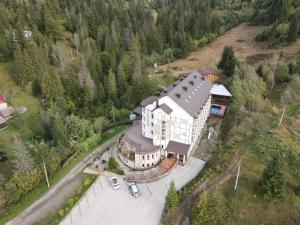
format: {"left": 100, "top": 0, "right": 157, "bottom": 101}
{"left": 0, "top": 0, "right": 299, "bottom": 221}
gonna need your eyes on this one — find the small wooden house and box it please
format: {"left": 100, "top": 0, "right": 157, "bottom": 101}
{"left": 210, "top": 84, "right": 232, "bottom": 105}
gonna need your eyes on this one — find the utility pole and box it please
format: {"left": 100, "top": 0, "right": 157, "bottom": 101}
{"left": 231, "top": 161, "right": 241, "bottom": 223}
{"left": 234, "top": 163, "right": 241, "bottom": 191}
{"left": 43, "top": 162, "right": 50, "bottom": 188}
{"left": 278, "top": 105, "right": 287, "bottom": 127}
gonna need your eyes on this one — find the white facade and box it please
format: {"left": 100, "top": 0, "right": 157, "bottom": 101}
{"left": 142, "top": 95, "right": 211, "bottom": 159}
{"left": 120, "top": 70, "right": 213, "bottom": 169}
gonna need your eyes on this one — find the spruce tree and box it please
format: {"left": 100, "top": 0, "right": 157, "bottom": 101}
{"left": 116, "top": 64, "right": 127, "bottom": 95}
{"left": 105, "top": 69, "right": 117, "bottom": 99}
{"left": 218, "top": 46, "right": 237, "bottom": 76}
{"left": 288, "top": 13, "right": 299, "bottom": 43}
{"left": 259, "top": 155, "right": 284, "bottom": 199}
{"left": 165, "top": 181, "right": 179, "bottom": 209}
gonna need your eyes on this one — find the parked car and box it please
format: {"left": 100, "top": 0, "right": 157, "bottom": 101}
{"left": 128, "top": 183, "right": 140, "bottom": 197}
{"left": 111, "top": 177, "right": 120, "bottom": 190}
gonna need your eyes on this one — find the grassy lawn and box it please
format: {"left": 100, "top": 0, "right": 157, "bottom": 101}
{"left": 0, "top": 124, "right": 128, "bottom": 224}
{"left": 0, "top": 63, "right": 42, "bottom": 177}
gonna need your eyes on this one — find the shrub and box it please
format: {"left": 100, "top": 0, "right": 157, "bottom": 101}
{"left": 58, "top": 209, "right": 65, "bottom": 218}
{"left": 84, "top": 178, "right": 92, "bottom": 187}
{"left": 108, "top": 157, "right": 119, "bottom": 171}
{"left": 67, "top": 198, "right": 75, "bottom": 207}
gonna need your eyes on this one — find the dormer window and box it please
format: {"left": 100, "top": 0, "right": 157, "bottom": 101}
{"left": 175, "top": 93, "right": 181, "bottom": 98}
{"left": 189, "top": 81, "right": 194, "bottom": 85}
{"left": 182, "top": 86, "right": 188, "bottom": 91}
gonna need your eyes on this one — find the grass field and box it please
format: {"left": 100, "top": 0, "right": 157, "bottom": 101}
{"left": 156, "top": 23, "right": 300, "bottom": 76}
{"left": 0, "top": 63, "right": 42, "bottom": 177}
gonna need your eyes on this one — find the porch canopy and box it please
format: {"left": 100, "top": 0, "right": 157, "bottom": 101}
{"left": 165, "top": 141, "right": 190, "bottom": 156}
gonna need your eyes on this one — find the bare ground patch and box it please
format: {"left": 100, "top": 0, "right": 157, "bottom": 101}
{"left": 157, "top": 23, "right": 300, "bottom": 76}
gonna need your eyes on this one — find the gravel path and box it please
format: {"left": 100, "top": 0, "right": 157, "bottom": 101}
{"left": 6, "top": 134, "right": 122, "bottom": 225}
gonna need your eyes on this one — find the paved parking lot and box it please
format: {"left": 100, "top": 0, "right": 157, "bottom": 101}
{"left": 60, "top": 157, "right": 205, "bottom": 225}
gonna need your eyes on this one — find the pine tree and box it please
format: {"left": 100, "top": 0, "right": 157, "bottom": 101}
{"left": 53, "top": 113, "right": 69, "bottom": 148}
{"left": 288, "top": 13, "right": 299, "bottom": 43}
{"left": 165, "top": 181, "right": 179, "bottom": 209}
{"left": 105, "top": 69, "right": 117, "bottom": 99}
{"left": 116, "top": 64, "right": 127, "bottom": 95}
{"left": 217, "top": 46, "right": 237, "bottom": 76}
{"left": 259, "top": 155, "right": 285, "bottom": 199}
{"left": 192, "top": 192, "right": 220, "bottom": 225}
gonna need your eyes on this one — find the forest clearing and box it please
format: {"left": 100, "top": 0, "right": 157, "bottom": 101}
{"left": 157, "top": 23, "right": 300, "bottom": 75}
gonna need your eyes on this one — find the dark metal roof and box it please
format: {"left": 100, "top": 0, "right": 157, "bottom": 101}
{"left": 156, "top": 103, "right": 173, "bottom": 115}
{"left": 162, "top": 71, "right": 213, "bottom": 117}
{"left": 133, "top": 107, "right": 142, "bottom": 115}
{"left": 123, "top": 122, "right": 159, "bottom": 154}
{"left": 140, "top": 96, "right": 158, "bottom": 107}
{"left": 197, "top": 69, "right": 213, "bottom": 76}
{"left": 140, "top": 71, "right": 213, "bottom": 117}
{"left": 165, "top": 141, "right": 190, "bottom": 155}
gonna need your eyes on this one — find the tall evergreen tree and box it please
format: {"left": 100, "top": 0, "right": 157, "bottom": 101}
{"left": 259, "top": 155, "right": 285, "bottom": 199}
{"left": 105, "top": 69, "right": 117, "bottom": 99}
{"left": 288, "top": 13, "right": 299, "bottom": 43}
{"left": 217, "top": 46, "right": 237, "bottom": 76}
{"left": 165, "top": 181, "right": 179, "bottom": 209}
{"left": 116, "top": 64, "right": 127, "bottom": 95}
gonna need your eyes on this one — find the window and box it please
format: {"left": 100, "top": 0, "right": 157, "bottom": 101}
{"left": 142, "top": 164, "right": 144, "bottom": 168}
{"left": 152, "top": 154, "right": 154, "bottom": 159}
{"left": 147, "top": 155, "right": 149, "bottom": 160}
{"left": 151, "top": 114, "right": 154, "bottom": 119}
{"left": 142, "top": 155, "right": 145, "bottom": 160}
{"left": 147, "top": 164, "right": 149, "bottom": 167}
{"left": 152, "top": 163, "right": 154, "bottom": 166}
{"left": 151, "top": 122, "right": 153, "bottom": 126}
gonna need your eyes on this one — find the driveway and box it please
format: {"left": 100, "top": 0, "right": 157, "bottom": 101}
{"left": 60, "top": 157, "right": 206, "bottom": 225}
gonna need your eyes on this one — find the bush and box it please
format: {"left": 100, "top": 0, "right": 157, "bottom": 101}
{"left": 58, "top": 209, "right": 65, "bottom": 218}
{"left": 84, "top": 178, "right": 92, "bottom": 187}
{"left": 67, "top": 198, "right": 75, "bottom": 207}
{"left": 108, "top": 157, "right": 119, "bottom": 171}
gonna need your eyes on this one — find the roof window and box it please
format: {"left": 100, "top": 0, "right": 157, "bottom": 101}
{"left": 189, "top": 81, "right": 194, "bottom": 85}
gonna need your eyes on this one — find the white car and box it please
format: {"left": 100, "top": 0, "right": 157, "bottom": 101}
{"left": 128, "top": 183, "right": 140, "bottom": 197}
{"left": 111, "top": 177, "right": 120, "bottom": 190}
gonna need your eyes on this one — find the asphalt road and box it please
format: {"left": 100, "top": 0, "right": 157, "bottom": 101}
{"left": 6, "top": 134, "right": 122, "bottom": 225}
{"left": 60, "top": 157, "right": 206, "bottom": 225}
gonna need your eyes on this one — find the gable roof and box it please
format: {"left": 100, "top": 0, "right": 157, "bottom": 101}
{"left": 162, "top": 71, "right": 213, "bottom": 117}
{"left": 140, "top": 71, "right": 213, "bottom": 117}
{"left": 210, "top": 84, "right": 232, "bottom": 97}
{"left": 153, "top": 103, "right": 173, "bottom": 115}
{"left": 165, "top": 141, "right": 190, "bottom": 155}
{"left": 140, "top": 96, "right": 158, "bottom": 107}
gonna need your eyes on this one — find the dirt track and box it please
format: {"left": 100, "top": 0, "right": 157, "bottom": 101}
{"left": 158, "top": 23, "right": 300, "bottom": 75}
